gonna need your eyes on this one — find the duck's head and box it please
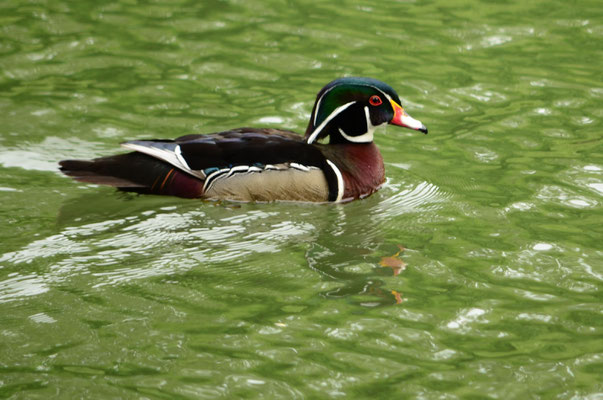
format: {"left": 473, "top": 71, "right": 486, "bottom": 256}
{"left": 304, "top": 77, "right": 427, "bottom": 145}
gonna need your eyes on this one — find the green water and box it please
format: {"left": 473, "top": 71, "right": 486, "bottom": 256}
{"left": 1, "top": 0, "right": 602, "bottom": 398}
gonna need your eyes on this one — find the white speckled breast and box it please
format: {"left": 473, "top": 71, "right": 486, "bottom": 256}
{"left": 203, "top": 168, "right": 329, "bottom": 202}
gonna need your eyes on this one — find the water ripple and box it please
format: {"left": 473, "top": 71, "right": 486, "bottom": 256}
{"left": 1, "top": 0, "right": 602, "bottom": 397}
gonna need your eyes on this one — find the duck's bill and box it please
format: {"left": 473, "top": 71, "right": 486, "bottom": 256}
{"left": 389, "top": 99, "right": 428, "bottom": 134}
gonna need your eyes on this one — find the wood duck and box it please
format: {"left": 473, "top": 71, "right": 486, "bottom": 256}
{"left": 60, "top": 77, "right": 427, "bottom": 203}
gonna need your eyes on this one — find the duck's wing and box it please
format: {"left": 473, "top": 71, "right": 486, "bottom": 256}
{"left": 121, "top": 128, "right": 324, "bottom": 179}
{"left": 116, "top": 128, "right": 342, "bottom": 201}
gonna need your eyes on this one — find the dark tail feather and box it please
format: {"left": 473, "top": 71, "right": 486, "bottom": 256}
{"left": 59, "top": 160, "right": 142, "bottom": 187}
{"left": 59, "top": 153, "right": 204, "bottom": 198}
{"left": 59, "top": 153, "right": 160, "bottom": 188}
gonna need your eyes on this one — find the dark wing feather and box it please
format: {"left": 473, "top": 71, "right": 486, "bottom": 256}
{"left": 174, "top": 127, "right": 302, "bottom": 143}
{"left": 123, "top": 128, "right": 327, "bottom": 172}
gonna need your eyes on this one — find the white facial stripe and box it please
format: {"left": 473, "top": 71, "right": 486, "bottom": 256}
{"left": 306, "top": 101, "right": 356, "bottom": 144}
{"left": 312, "top": 85, "right": 336, "bottom": 126}
{"left": 326, "top": 159, "right": 344, "bottom": 202}
{"left": 367, "top": 85, "right": 392, "bottom": 103}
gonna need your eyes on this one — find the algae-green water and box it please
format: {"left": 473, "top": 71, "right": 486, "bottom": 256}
{"left": 1, "top": 0, "right": 601, "bottom": 398}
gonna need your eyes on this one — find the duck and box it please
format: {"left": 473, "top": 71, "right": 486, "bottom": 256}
{"left": 59, "top": 77, "right": 427, "bottom": 203}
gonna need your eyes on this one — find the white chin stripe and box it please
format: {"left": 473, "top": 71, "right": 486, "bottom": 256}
{"left": 338, "top": 128, "right": 374, "bottom": 143}
{"left": 336, "top": 106, "right": 376, "bottom": 143}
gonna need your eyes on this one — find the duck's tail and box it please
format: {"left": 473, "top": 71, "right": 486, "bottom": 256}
{"left": 59, "top": 153, "right": 203, "bottom": 198}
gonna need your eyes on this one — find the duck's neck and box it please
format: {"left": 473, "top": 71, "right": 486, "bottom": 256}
{"left": 325, "top": 143, "right": 385, "bottom": 201}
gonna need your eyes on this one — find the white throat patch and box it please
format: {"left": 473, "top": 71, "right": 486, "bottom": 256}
{"left": 337, "top": 106, "right": 378, "bottom": 143}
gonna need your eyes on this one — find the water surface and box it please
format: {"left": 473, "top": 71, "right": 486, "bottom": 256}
{"left": 1, "top": 0, "right": 602, "bottom": 398}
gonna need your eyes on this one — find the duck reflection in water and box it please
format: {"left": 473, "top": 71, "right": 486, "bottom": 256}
{"left": 302, "top": 203, "right": 413, "bottom": 306}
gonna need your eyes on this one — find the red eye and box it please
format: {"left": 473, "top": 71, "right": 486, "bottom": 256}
{"left": 369, "top": 95, "right": 382, "bottom": 106}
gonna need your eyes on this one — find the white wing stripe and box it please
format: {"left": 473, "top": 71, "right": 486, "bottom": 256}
{"left": 227, "top": 165, "right": 253, "bottom": 177}
{"left": 121, "top": 142, "right": 205, "bottom": 180}
{"left": 174, "top": 145, "right": 190, "bottom": 170}
{"left": 290, "top": 163, "right": 310, "bottom": 171}
{"left": 203, "top": 168, "right": 230, "bottom": 193}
